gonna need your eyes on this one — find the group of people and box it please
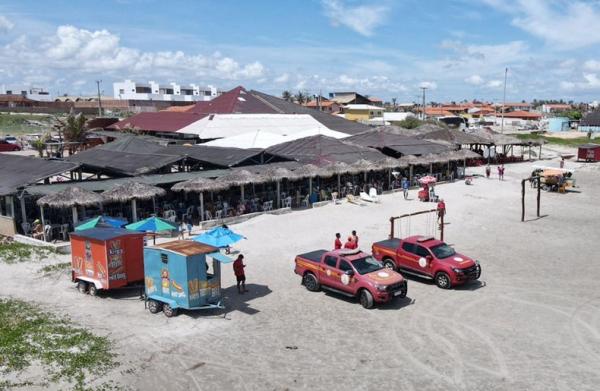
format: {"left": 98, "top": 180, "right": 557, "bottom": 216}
{"left": 485, "top": 164, "right": 505, "bottom": 180}
{"left": 334, "top": 230, "right": 359, "bottom": 250}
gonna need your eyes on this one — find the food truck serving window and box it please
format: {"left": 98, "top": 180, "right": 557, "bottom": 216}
{"left": 161, "top": 253, "right": 168, "bottom": 263}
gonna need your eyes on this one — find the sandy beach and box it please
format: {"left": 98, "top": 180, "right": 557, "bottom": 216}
{"left": 2, "top": 156, "right": 600, "bottom": 390}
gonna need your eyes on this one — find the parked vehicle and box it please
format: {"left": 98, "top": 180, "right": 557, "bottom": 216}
{"left": 4, "top": 135, "right": 18, "bottom": 144}
{"left": 0, "top": 139, "right": 21, "bottom": 151}
{"left": 294, "top": 248, "right": 407, "bottom": 309}
{"left": 372, "top": 235, "right": 481, "bottom": 289}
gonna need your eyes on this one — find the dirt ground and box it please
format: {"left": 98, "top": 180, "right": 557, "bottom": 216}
{"left": 2, "top": 154, "right": 600, "bottom": 390}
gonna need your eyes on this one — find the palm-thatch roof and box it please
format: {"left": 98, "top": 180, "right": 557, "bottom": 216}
{"left": 171, "top": 176, "right": 229, "bottom": 193}
{"left": 351, "top": 158, "right": 382, "bottom": 173}
{"left": 324, "top": 161, "right": 353, "bottom": 176}
{"left": 102, "top": 181, "right": 166, "bottom": 203}
{"left": 261, "top": 166, "right": 295, "bottom": 182}
{"left": 398, "top": 155, "right": 420, "bottom": 166}
{"left": 378, "top": 157, "right": 404, "bottom": 169}
{"left": 451, "top": 149, "right": 481, "bottom": 159}
{"left": 217, "top": 169, "right": 266, "bottom": 186}
{"left": 419, "top": 128, "right": 488, "bottom": 145}
{"left": 37, "top": 186, "right": 104, "bottom": 208}
{"left": 291, "top": 164, "right": 323, "bottom": 179}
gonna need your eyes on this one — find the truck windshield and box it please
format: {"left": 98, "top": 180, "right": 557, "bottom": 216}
{"left": 430, "top": 244, "right": 456, "bottom": 259}
{"left": 351, "top": 256, "right": 383, "bottom": 275}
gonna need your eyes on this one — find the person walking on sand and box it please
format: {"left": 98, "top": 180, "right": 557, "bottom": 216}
{"left": 334, "top": 233, "right": 342, "bottom": 250}
{"left": 233, "top": 254, "right": 247, "bottom": 294}
{"left": 401, "top": 177, "right": 409, "bottom": 200}
{"left": 485, "top": 165, "right": 491, "bottom": 179}
{"left": 499, "top": 164, "right": 505, "bottom": 180}
{"left": 178, "top": 221, "right": 185, "bottom": 240}
{"left": 437, "top": 199, "right": 446, "bottom": 223}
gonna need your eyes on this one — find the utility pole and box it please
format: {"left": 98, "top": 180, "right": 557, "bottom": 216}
{"left": 500, "top": 67, "right": 508, "bottom": 134}
{"left": 420, "top": 87, "right": 428, "bottom": 120}
{"left": 95, "top": 80, "right": 103, "bottom": 117}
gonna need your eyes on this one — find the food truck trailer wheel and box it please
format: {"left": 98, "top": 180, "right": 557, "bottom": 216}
{"left": 163, "top": 303, "right": 178, "bottom": 318}
{"left": 147, "top": 299, "right": 163, "bottom": 314}
{"left": 77, "top": 281, "right": 88, "bottom": 294}
{"left": 88, "top": 284, "right": 98, "bottom": 296}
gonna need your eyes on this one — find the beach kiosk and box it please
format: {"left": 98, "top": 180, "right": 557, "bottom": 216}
{"left": 143, "top": 240, "right": 233, "bottom": 317}
{"left": 70, "top": 228, "right": 145, "bottom": 296}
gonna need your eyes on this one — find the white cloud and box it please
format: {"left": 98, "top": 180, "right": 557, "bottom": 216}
{"left": 584, "top": 60, "right": 600, "bottom": 72}
{"left": 561, "top": 73, "right": 600, "bottom": 91}
{"left": 486, "top": 80, "right": 503, "bottom": 88}
{"left": 322, "top": 0, "right": 388, "bottom": 37}
{"left": 0, "top": 15, "right": 14, "bottom": 32}
{"left": 484, "top": 0, "right": 600, "bottom": 49}
{"left": 465, "top": 74, "right": 484, "bottom": 85}
{"left": 419, "top": 81, "right": 437, "bottom": 90}
{"left": 274, "top": 73, "right": 290, "bottom": 83}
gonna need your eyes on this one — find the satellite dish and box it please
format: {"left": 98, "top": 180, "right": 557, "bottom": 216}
{"left": 418, "top": 257, "right": 427, "bottom": 268}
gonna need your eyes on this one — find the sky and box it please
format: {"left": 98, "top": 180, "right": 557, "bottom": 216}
{"left": 1, "top": 0, "right": 600, "bottom": 103}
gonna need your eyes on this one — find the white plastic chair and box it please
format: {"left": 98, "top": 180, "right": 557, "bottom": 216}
{"left": 369, "top": 187, "right": 380, "bottom": 203}
{"left": 21, "top": 222, "right": 31, "bottom": 235}
{"left": 215, "top": 210, "right": 223, "bottom": 219}
{"left": 283, "top": 197, "right": 292, "bottom": 208}
{"left": 301, "top": 195, "right": 310, "bottom": 208}
{"left": 204, "top": 210, "right": 213, "bottom": 220}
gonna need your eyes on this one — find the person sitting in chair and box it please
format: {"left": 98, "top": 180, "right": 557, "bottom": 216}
{"left": 32, "top": 219, "right": 44, "bottom": 240}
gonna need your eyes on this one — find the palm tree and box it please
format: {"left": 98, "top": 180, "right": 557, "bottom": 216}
{"left": 282, "top": 90, "right": 292, "bottom": 102}
{"left": 54, "top": 112, "right": 87, "bottom": 154}
{"left": 294, "top": 91, "right": 306, "bottom": 104}
{"left": 31, "top": 132, "right": 50, "bottom": 158}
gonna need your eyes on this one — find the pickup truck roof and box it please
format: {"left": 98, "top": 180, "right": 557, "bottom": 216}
{"left": 297, "top": 250, "right": 327, "bottom": 263}
{"left": 297, "top": 248, "right": 367, "bottom": 263}
{"left": 374, "top": 236, "right": 444, "bottom": 248}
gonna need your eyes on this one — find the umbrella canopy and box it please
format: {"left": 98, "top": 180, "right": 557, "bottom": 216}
{"left": 377, "top": 157, "right": 402, "bottom": 169}
{"left": 102, "top": 181, "right": 166, "bottom": 203}
{"left": 37, "top": 186, "right": 104, "bottom": 208}
{"left": 291, "top": 163, "right": 322, "bottom": 179}
{"left": 418, "top": 175, "right": 437, "bottom": 185}
{"left": 125, "top": 216, "right": 177, "bottom": 232}
{"left": 398, "top": 155, "right": 420, "bottom": 166}
{"left": 171, "top": 176, "right": 229, "bottom": 193}
{"left": 262, "top": 166, "right": 294, "bottom": 182}
{"left": 351, "top": 158, "right": 381, "bottom": 173}
{"left": 217, "top": 169, "right": 266, "bottom": 186}
{"left": 193, "top": 226, "right": 246, "bottom": 248}
{"left": 325, "top": 161, "right": 352, "bottom": 176}
{"left": 75, "top": 215, "right": 128, "bottom": 231}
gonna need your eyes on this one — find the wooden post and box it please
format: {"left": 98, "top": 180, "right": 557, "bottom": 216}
{"left": 276, "top": 180, "right": 281, "bottom": 209}
{"left": 309, "top": 177, "right": 313, "bottom": 196}
{"left": 389, "top": 217, "right": 394, "bottom": 239}
{"left": 131, "top": 199, "right": 137, "bottom": 222}
{"left": 536, "top": 176, "right": 541, "bottom": 217}
{"left": 199, "top": 192, "right": 204, "bottom": 222}
{"left": 337, "top": 174, "right": 341, "bottom": 194}
{"left": 40, "top": 205, "right": 47, "bottom": 242}
{"left": 19, "top": 195, "right": 27, "bottom": 226}
{"left": 72, "top": 205, "right": 78, "bottom": 226}
{"left": 409, "top": 165, "right": 413, "bottom": 185}
{"left": 539, "top": 144, "right": 542, "bottom": 160}
{"left": 440, "top": 212, "right": 444, "bottom": 241}
{"left": 521, "top": 179, "right": 526, "bottom": 222}
{"left": 388, "top": 169, "right": 392, "bottom": 189}
{"left": 240, "top": 185, "right": 245, "bottom": 202}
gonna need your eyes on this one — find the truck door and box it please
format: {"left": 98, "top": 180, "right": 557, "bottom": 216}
{"left": 398, "top": 242, "right": 421, "bottom": 272}
{"left": 321, "top": 255, "right": 341, "bottom": 288}
{"left": 337, "top": 259, "right": 357, "bottom": 293}
{"left": 415, "top": 245, "right": 434, "bottom": 277}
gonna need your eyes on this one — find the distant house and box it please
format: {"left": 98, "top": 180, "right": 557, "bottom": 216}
{"left": 304, "top": 100, "right": 341, "bottom": 113}
{"left": 113, "top": 80, "right": 219, "bottom": 102}
{"left": 328, "top": 92, "right": 372, "bottom": 105}
{"left": 579, "top": 112, "right": 600, "bottom": 132}
{"left": 496, "top": 102, "right": 532, "bottom": 112}
{"left": 368, "top": 96, "right": 384, "bottom": 107}
{"left": 541, "top": 103, "right": 572, "bottom": 113}
{"left": 423, "top": 107, "right": 455, "bottom": 118}
{"left": 0, "top": 94, "right": 38, "bottom": 108}
{"left": 343, "top": 104, "right": 384, "bottom": 121}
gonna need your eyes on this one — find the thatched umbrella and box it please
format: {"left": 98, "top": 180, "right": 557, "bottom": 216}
{"left": 37, "top": 186, "right": 104, "bottom": 239}
{"left": 321, "top": 161, "right": 354, "bottom": 194}
{"left": 217, "top": 169, "right": 266, "bottom": 202}
{"left": 291, "top": 164, "right": 324, "bottom": 197}
{"left": 378, "top": 157, "right": 403, "bottom": 189}
{"left": 172, "top": 177, "right": 229, "bottom": 221}
{"left": 262, "top": 167, "right": 294, "bottom": 208}
{"left": 398, "top": 155, "right": 420, "bottom": 184}
{"left": 103, "top": 182, "right": 166, "bottom": 222}
{"left": 351, "top": 159, "right": 381, "bottom": 184}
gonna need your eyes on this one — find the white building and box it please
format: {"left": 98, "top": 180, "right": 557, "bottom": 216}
{"left": 113, "top": 80, "right": 219, "bottom": 102}
{"left": 0, "top": 85, "right": 53, "bottom": 101}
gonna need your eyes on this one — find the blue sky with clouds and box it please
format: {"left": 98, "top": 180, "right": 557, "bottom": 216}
{"left": 1, "top": 0, "right": 600, "bottom": 102}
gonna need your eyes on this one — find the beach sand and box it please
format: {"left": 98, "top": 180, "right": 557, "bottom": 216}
{"left": 2, "top": 156, "right": 600, "bottom": 390}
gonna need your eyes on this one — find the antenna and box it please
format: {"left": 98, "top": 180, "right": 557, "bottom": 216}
{"left": 501, "top": 68, "right": 508, "bottom": 134}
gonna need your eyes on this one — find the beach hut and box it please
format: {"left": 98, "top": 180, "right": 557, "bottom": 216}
{"left": 37, "top": 186, "right": 104, "bottom": 240}
{"left": 216, "top": 169, "right": 266, "bottom": 202}
{"left": 102, "top": 181, "right": 166, "bottom": 223}
{"left": 70, "top": 227, "right": 145, "bottom": 295}
{"left": 171, "top": 177, "right": 229, "bottom": 221}
{"left": 262, "top": 166, "right": 294, "bottom": 208}
{"left": 143, "top": 240, "right": 233, "bottom": 317}
{"left": 577, "top": 144, "right": 600, "bottom": 162}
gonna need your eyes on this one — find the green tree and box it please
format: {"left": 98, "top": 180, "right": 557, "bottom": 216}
{"left": 282, "top": 90, "right": 292, "bottom": 102}
{"left": 294, "top": 91, "right": 307, "bottom": 104}
{"left": 398, "top": 117, "right": 423, "bottom": 129}
{"left": 31, "top": 132, "right": 50, "bottom": 158}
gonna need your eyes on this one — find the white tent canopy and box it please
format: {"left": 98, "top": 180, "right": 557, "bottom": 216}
{"left": 177, "top": 113, "right": 335, "bottom": 139}
{"left": 202, "top": 127, "right": 349, "bottom": 149}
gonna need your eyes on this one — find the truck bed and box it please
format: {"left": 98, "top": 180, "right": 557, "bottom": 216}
{"left": 373, "top": 238, "right": 401, "bottom": 250}
{"left": 297, "top": 249, "right": 327, "bottom": 263}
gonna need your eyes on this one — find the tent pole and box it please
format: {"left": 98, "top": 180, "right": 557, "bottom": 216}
{"left": 388, "top": 169, "right": 391, "bottom": 190}
{"left": 152, "top": 197, "right": 156, "bottom": 214}
{"left": 19, "top": 195, "right": 27, "bottom": 227}
{"left": 276, "top": 181, "right": 281, "bottom": 208}
{"left": 240, "top": 185, "right": 245, "bottom": 202}
{"left": 132, "top": 199, "right": 137, "bottom": 222}
{"left": 309, "top": 177, "right": 313, "bottom": 196}
{"left": 200, "top": 192, "right": 204, "bottom": 222}
{"left": 337, "top": 174, "right": 341, "bottom": 194}
{"left": 409, "top": 165, "right": 413, "bottom": 185}
{"left": 72, "top": 206, "right": 78, "bottom": 227}
{"left": 40, "top": 205, "right": 46, "bottom": 242}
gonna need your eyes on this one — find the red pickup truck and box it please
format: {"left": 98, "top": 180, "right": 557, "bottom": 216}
{"left": 294, "top": 248, "right": 407, "bottom": 309}
{"left": 372, "top": 235, "right": 481, "bottom": 289}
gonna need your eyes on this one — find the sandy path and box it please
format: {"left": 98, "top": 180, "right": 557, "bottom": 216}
{"left": 1, "top": 157, "right": 600, "bottom": 390}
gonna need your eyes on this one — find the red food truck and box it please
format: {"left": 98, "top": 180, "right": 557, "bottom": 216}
{"left": 70, "top": 228, "right": 145, "bottom": 295}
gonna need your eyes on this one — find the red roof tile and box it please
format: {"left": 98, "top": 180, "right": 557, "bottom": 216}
{"left": 187, "top": 86, "right": 278, "bottom": 114}
{"left": 502, "top": 110, "right": 541, "bottom": 119}
{"left": 109, "top": 112, "right": 205, "bottom": 133}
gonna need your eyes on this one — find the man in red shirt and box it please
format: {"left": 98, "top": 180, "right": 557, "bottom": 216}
{"left": 344, "top": 236, "right": 357, "bottom": 249}
{"left": 233, "top": 254, "right": 247, "bottom": 294}
{"left": 334, "top": 233, "right": 342, "bottom": 250}
{"left": 437, "top": 199, "right": 446, "bottom": 222}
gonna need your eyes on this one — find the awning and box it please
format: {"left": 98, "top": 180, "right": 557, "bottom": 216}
{"left": 208, "top": 252, "right": 234, "bottom": 263}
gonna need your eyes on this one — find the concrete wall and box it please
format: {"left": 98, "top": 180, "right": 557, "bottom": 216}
{"left": 0, "top": 215, "right": 16, "bottom": 236}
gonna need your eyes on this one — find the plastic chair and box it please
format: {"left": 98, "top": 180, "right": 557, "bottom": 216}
{"left": 301, "top": 195, "right": 310, "bottom": 208}
{"left": 204, "top": 210, "right": 213, "bottom": 220}
{"left": 21, "top": 222, "right": 31, "bottom": 235}
{"left": 283, "top": 197, "right": 292, "bottom": 208}
{"left": 43, "top": 225, "right": 52, "bottom": 241}
{"left": 60, "top": 224, "right": 70, "bottom": 241}
{"left": 215, "top": 210, "right": 223, "bottom": 219}
{"left": 369, "top": 187, "right": 380, "bottom": 203}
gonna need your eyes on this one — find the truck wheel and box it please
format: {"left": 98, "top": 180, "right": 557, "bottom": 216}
{"left": 435, "top": 272, "right": 451, "bottom": 289}
{"left": 475, "top": 264, "right": 482, "bottom": 280}
{"left": 383, "top": 259, "right": 396, "bottom": 271}
{"left": 88, "top": 284, "right": 98, "bottom": 296}
{"left": 77, "top": 281, "right": 88, "bottom": 294}
{"left": 398, "top": 281, "right": 407, "bottom": 298}
{"left": 163, "top": 304, "right": 177, "bottom": 317}
{"left": 148, "top": 299, "right": 163, "bottom": 314}
{"left": 303, "top": 273, "right": 320, "bottom": 292}
{"left": 359, "top": 289, "right": 374, "bottom": 309}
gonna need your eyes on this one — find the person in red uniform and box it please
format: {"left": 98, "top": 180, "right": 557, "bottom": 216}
{"left": 343, "top": 236, "right": 357, "bottom": 249}
{"left": 351, "top": 230, "right": 359, "bottom": 247}
{"left": 334, "top": 233, "right": 342, "bottom": 250}
{"left": 233, "top": 254, "right": 247, "bottom": 294}
{"left": 437, "top": 199, "right": 446, "bottom": 222}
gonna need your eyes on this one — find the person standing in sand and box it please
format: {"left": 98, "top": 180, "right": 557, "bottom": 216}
{"left": 437, "top": 199, "right": 446, "bottom": 223}
{"left": 401, "top": 177, "right": 409, "bottom": 199}
{"left": 334, "top": 233, "right": 342, "bottom": 250}
{"left": 344, "top": 236, "right": 356, "bottom": 249}
{"left": 485, "top": 165, "right": 491, "bottom": 179}
{"left": 351, "top": 230, "right": 359, "bottom": 247}
{"left": 233, "top": 254, "right": 247, "bottom": 294}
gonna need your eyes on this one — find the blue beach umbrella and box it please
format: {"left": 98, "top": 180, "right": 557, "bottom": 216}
{"left": 193, "top": 226, "right": 245, "bottom": 248}
{"left": 75, "top": 215, "right": 128, "bottom": 231}
{"left": 125, "top": 216, "right": 177, "bottom": 233}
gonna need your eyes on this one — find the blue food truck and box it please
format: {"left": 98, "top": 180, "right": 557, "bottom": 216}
{"left": 143, "top": 240, "right": 233, "bottom": 317}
